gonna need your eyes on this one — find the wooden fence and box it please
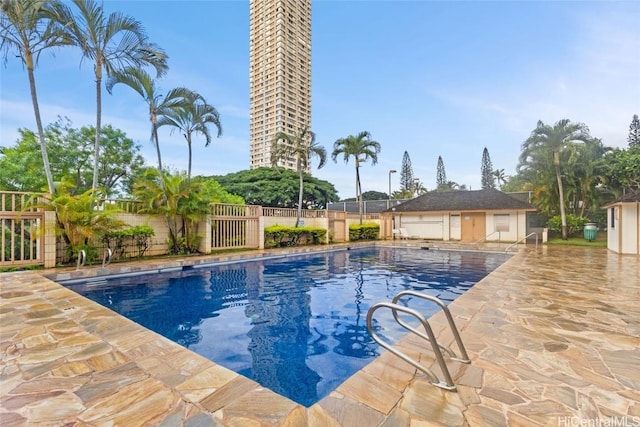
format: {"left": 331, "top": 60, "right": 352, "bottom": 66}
{"left": 209, "top": 204, "right": 261, "bottom": 250}
{"left": 1, "top": 191, "right": 46, "bottom": 267}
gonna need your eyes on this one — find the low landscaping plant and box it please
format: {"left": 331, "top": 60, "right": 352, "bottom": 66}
{"left": 547, "top": 214, "right": 589, "bottom": 237}
{"left": 27, "top": 182, "right": 126, "bottom": 264}
{"left": 264, "top": 225, "right": 326, "bottom": 248}
{"left": 349, "top": 222, "right": 380, "bottom": 241}
{"left": 103, "top": 225, "right": 155, "bottom": 259}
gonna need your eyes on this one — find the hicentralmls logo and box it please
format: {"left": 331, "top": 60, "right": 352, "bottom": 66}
{"left": 557, "top": 417, "right": 640, "bottom": 427}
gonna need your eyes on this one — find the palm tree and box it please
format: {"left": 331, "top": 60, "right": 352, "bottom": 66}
{"left": 50, "top": 0, "right": 168, "bottom": 191}
{"left": 157, "top": 91, "right": 222, "bottom": 179}
{"left": 331, "top": 131, "right": 381, "bottom": 224}
{"left": 1, "top": 0, "right": 70, "bottom": 194}
{"left": 492, "top": 169, "right": 507, "bottom": 190}
{"left": 134, "top": 169, "right": 191, "bottom": 253}
{"left": 106, "top": 67, "right": 194, "bottom": 186}
{"left": 412, "top": 179, "right": 427, "bottom": 196}
{"left": 564, "top": 138, "right": 609, "bottom": 217}
{"left": 520, "top": 119, "right": 589, "bottom": 239}
{"left": 271, "top": 127, "right": 327, "bottom": 227}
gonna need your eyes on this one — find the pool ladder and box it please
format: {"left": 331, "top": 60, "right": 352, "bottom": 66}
{"left": 75, "top": 248, "right": 112, "bottom": 270}
{"left": 366, "top": 291, "right": 470, "bottom": 391}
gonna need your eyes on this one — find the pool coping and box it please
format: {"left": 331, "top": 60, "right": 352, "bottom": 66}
{"left": 1, "top": 242, "right": 639, "bottom": 426}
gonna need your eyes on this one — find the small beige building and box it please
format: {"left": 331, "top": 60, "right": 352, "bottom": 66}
{"left": 603, "top": 192, "right": 640, "bottom": 255}
{"left": 384, "top": 189, "right": 537, "bottom": 243}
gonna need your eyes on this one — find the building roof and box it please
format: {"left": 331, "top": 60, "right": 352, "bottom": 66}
{"left": 603, "top": 191, "right": 640, "bottom": 207}
{"left": 386, "top": 189, "right": 537, "bottom": 213}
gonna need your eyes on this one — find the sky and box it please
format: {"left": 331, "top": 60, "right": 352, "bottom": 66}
{"left": 1, "top": 0, "right": 639, "bottom": 200}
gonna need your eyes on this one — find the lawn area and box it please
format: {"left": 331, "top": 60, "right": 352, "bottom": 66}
{"left": 547, "top": 232, "right": 607, "bottom": 247}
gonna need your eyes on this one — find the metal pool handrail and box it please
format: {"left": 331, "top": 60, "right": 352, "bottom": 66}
{"left": 366, "top": 302, "right": 457, "bottom": 390}
{"left": 366, "top": 291, "right": 471, "bottom": 391}
{"left": 391, "top": 291, "right": 470, "bottom": 363}
{"left": 505, "top": 232, "right": 538, "bottom": 253}
{"left": 102, "top": 248, "right": 112, "bottom": 267}
{"left": 76, "top": 250, "right": 86, "bottom": 270}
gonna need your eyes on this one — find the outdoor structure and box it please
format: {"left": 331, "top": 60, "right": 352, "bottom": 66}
{"left": 249, "top": 0, "right": 312, "bottom": 170}
{"left": 383, "top": 189, "right": 537, "bottom": 242}
{"left": 604, "top": 192, "right": 640, "bottom": 255}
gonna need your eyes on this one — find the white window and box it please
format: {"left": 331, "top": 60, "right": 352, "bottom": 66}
{"left": 611, "top": 207, "right": 617, "bottom": 229}
{"left": 494, "top": 214, "right": 510, "bottom": 232}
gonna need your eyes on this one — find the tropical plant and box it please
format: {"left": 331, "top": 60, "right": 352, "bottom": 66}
{"left": 28, "top": 180, "right": 126, "bottom": 262}
{"left": 50, "top": 0, "right": 168, "bottom": 190}
{"left": 1, "top": 0, "right": 71, "bottom": 194}
{"left": 413, "top": 179, "right": 427, "bottom": 196}
{"left": 106, "top": 66, "right": 196, "bottom": 186}
{"left": 519, "top": 119, "right": 590, "bottom": 239}
{"left": 331, "top": 131, "right": 381, "bottom": 224}
{"left": 481, "top": 147, "right": 496, "bottom": 189}
{"left": 157, "top": 90, "right": 222, "bottom": 179}
{"left": 492, "top": 168, "right": 507, "bottom": 190}
{"left": 134, "top": 169, "right": 193, "bottom": 253}
{"left": 134, "top": 171, "right": 240, "bottom": 254}
{"left": 563, "top": 138, "right": 609, "bottom": 216}
{"left": 271, "top": 127, "right": 327, "bottom": 227}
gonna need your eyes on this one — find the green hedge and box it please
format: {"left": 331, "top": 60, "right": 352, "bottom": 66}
{"left": 264, "top": 225, "right": 327, "bottom": 248}
{"left": 349, "top": 222, "right": 380, "bottom": 241}
{"left": 103, "top": 225, "right": 155, "bottom": 259}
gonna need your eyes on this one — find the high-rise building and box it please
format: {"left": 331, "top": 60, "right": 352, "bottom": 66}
{"left": 249, "top": 0, "right": 312, "bottom": 171}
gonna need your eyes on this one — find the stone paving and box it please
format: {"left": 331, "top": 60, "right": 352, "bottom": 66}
{"left": 1, "top": 244, "right": 639, "bottom": 426}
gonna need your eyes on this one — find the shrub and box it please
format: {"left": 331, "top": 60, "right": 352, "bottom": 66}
{"left": 349, "top": 222, "right": 380, "bottom": 241}
{"left": 27, "top": 184, "right": 126, "bottom": 263}
{"left": 547, "top": 214, "right": 589, "bottom": 237}
{"left": 264, "top": 225, "right": 326, "bottom": 248}
{"left": 103, "top": 225, "right": 155, "bottom": 258}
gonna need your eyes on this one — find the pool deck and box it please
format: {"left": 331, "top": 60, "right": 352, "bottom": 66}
{"left": 1, "top": 243, "right": 639, "bottom": 426}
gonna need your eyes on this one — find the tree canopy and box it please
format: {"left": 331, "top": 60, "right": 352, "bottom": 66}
{"left": 210, "top": 167, "right": 339, "bottom": 209}
{"left": 341, "top": 190, "right": 389, "bottom": 202}
{"left": 0, "top": 119, "right": 145, "bottom": 196}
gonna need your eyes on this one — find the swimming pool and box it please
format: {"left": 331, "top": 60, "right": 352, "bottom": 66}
{"left": 64, "top": 246, "right": 508, "bottom": 406}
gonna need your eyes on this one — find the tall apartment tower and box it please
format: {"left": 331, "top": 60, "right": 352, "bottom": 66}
{"left": 249, "top": 0, "right": 312, "bottom": 171}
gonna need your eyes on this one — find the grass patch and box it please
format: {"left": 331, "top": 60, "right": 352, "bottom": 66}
{"left": 547, "top": 237, "right": 607, "bottom": 247}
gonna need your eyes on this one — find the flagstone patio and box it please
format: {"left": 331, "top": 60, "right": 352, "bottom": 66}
{"left": 1, "top": 244, "right": 639, "bottom": 426}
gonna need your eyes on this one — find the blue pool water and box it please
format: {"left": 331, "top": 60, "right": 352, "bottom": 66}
{"left": 65, "top": 246, "right": 507, "bottom": 406}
